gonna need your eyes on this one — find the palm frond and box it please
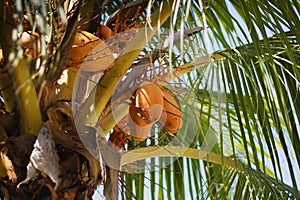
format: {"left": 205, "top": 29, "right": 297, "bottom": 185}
{"left": 118, "top": 0, "right": 300, "bottom": 199}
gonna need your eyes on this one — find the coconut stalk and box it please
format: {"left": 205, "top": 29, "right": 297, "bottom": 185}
{"left": 9, "top": 57, "right": 42, "bottom": 135}
{"left": 0, "top": 0, "right": 42, "bottom": 135}
{"left": 120, "top": 146, "right": 244, "bottom": 171}
{"left": 0, "top": 0, "right": 16, "bottom": 112}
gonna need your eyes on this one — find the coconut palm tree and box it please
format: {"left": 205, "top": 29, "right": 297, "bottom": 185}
{"left": 0, "top": 0, "right": 299, "bottom": 199}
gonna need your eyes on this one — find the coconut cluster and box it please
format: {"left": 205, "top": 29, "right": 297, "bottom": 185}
{"left": 128, "top": 82, "right": 182, "bottom": 141}
{"left": 66, "top": 28, "right": 183, "bottom": 143}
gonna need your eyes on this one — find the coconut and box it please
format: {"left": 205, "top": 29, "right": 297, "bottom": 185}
{"left": 129, "top": 105, "right": 149, "bottom": 126}
{"left": 68, "top": 30, "right": 114, "bottom": 72}
{"left": 159, "top": 88, "right": 182, "bottom": 133}
{"left": 97, "top": 25, "right": 112, "bottom": 39}
{"left": 109, "top": 126, "right": 130, "bottom": 150}
{"left": 129, "top": 82, "right": 164, "bottom": 126}
{"left": 127, "top": 114, "right": 153, "bottom": 141}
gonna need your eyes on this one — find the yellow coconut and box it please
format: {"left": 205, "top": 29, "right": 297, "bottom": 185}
{"left": 68, "top": 30, "right": 114, "bottom": 72}
{"left": 127, "top": 114, "right": 153, "bottom": 141}
{"left": 159, "top": 88, "right": 182, "bottom": 133}
{"left": 129, "top": 82, "right": 164, "bottom": 126}
{"left": 97, "top": 25, "right": 112, "bottom": 39}
{"left": 109, "top": 126, "right": 130, "bottom": 150}
{"left": 129, "top": 105, "right": 149, "bottom": 126}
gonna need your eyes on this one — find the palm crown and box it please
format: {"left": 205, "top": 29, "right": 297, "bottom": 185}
{"left": 0, "top": 0, "right": 299, "bottom": 199}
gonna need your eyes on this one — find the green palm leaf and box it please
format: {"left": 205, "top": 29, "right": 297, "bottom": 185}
{"left": 117, "top": 0, "right": 300, "bottom": 199}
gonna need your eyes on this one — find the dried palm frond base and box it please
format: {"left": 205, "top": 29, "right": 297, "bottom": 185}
{"left": 0, "top": 101, "right": 105, "bottom": 199}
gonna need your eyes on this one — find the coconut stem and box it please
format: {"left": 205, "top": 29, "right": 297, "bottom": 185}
{"left": 9, "top": 57, "right": 42, "bottom": 135}
{"left": 120, "top": 146, "right": 244, "bottom": 171}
